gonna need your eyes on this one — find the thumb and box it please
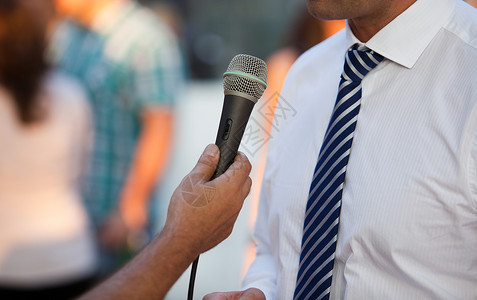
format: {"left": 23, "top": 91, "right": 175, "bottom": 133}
{"left": 203, "top": 291, "right": 243, "bottom": 300}
{"left": 192, "top": 144, "right": 220, "bottom": 182}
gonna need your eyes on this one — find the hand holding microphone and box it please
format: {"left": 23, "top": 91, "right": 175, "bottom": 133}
{"left": 78, "top": 144, "right": 253, "bottom": 300}
{"left": 188, "top": 54, "right": 268, "bottom": 299}
{"left": 165, "top": 144, "right": 252, "bottom": 257}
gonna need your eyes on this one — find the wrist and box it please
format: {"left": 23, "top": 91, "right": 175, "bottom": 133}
{"left": 119, "top": 193, "right": 148, "bottom": 230}
{"left": 159, "top": 225, "right": 200, "bottom": 262}
{"left": 120, "top": 184, "right": 148, "bottom": 207}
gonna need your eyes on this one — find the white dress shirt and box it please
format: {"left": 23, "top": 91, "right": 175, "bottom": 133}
{"left": 242, "top": 0, "right": 477, "bottom": 299}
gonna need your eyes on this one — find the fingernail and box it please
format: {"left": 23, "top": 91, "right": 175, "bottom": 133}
{"left": 205, "top": 144, "right": 219, "bottom": 156}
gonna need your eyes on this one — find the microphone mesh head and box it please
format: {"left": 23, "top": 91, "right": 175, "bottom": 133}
{"left": 223, "top": 54, "right": 268, "bottom": 102}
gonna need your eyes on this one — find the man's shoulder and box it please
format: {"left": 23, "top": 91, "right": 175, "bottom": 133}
{"left": 445, "top": 1, "right": 477, "bottom": 50}
{"left": 51, "top": 20, "right": 103, "bottom": 61}
{"left": 105, "top": 3, "right": 179, "bottom": 63}
{"left": 120, "top": 4, "right": 176, "bottom": 46}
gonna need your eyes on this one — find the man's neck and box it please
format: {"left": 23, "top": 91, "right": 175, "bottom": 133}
{"left": 82, "top": 0, "right": 125, "bottom": 27}
{"left": 348, "top": 0, "right": 416, "bottom": 42}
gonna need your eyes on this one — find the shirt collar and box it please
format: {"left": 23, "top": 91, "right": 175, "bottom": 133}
{"left": 345, "top": 0, "right": 457, "bottom": 68}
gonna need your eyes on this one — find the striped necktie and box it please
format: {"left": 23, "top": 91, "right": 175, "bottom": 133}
{"left": 294, "top": 45, "right": 384, "bottom": 300}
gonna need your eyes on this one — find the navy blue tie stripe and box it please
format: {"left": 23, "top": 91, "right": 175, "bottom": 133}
{"left": 294, "top": 45, "right": 384, "bottom": 300}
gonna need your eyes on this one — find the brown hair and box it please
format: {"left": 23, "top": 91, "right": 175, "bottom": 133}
{"left": 0, "top": 0, "right": 51, "bottom": 124}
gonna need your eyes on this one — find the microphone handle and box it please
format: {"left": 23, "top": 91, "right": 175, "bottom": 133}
{"left": 212, "top": 94, "right": 255, "bottom": 179}
{"left": 188, "top": 94, "right": 254, "bottom": 300}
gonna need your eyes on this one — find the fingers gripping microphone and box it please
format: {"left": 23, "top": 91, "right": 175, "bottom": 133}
{"left": 187, "top": 54, "right": 267, "bottom": 300}
{"left": 213, "top": 54, "right": 268, "bottom": 178}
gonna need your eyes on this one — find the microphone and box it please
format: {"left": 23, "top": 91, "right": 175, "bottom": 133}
{"left": 212, "top": 54, "right": 268, "bottom": 178}
{"left": 187, "top": 54, "right": 267, "bottom": 300}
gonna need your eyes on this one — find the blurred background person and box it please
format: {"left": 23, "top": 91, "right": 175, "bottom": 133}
{"left": 0, "top": 0, "right": 97, "bottom": 299}
{"left": 49, "top": 0, "right": 185, "bottom": 276}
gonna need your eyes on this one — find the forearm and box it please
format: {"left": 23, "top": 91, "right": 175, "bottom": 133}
{"left": 120, "top": 109, "right": 173, "bottom": 228}
{"left": 126, "top": 110, "right": 172, "bottom": 195}
{"left": 79, "top": 227, "right": 196, "bottom": 300}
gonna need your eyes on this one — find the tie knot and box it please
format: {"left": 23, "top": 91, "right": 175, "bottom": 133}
{"left": 341, "top": 46, "right": 384, "bottom": 82}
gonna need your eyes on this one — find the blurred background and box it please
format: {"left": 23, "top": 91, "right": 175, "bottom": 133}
{"left": 144, "top": 0, "right": 304, "bottom": 79}
{"left": 1, "top": 0, "right": 475, "bottom": 299}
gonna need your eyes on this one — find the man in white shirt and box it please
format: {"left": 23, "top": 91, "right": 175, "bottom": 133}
{"left": 205, "top": 0, "right": 477, "bottom": 299}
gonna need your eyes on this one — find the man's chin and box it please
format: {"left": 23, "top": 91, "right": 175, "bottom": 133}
{"left": 306, "top": 0, "right": 347, "bottom": 21}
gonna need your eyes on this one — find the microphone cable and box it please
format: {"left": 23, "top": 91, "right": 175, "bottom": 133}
{"left": 187, "top": 257, "right": 199, "bottom": 300}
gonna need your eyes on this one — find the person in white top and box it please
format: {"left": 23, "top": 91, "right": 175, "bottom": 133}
{"left": 0, "top": 0, "right": 97, "bottom": 298}
{"left": 205, "top": 0, "right": 477, "bottom": 299}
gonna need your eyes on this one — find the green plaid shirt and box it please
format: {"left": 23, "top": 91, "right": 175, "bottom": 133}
{"left": 50, "top": 1, "right": 183, "bottom": 227}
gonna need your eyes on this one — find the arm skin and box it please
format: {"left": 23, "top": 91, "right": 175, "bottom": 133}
{"left": 79, "top": 144, "right": 252, "bottom": 300}
{"left": 100, "top": 109, "right": 174, "bottom": 249}
{"left": 119, "top": 108, "right": 174, "bottom": 230}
